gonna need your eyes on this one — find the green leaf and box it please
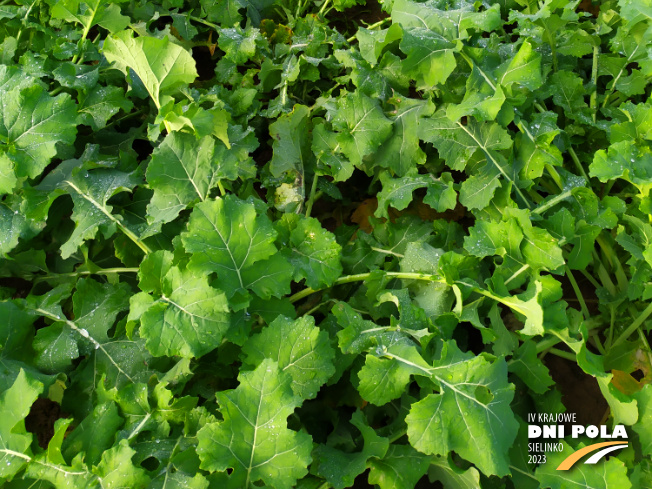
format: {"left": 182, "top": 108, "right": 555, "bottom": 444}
{"left": 447, "top": 52, "right": 506, "bottom": 122}
{"left": 51, "top": 0, "right": 129, "bottom": 33}
{"left": 367, "top": 444, "right": 431, "bottom": 489}
{"left": 418, "top": 109, "right": 513, "bottom": 178}
{"left": 181, "top": 195, "right": 291, "bottom": 302}
{"left": 275, "top": 213, "right": 342, "bottom": 289}
{"left": 546, "top": 71, "right": 591, "bottom": 123}
{"left": 495, "top": 40, "right": 543, "bottom": 91}
{"left": 61, "top": 168, "right": 140, "bottom": 259}
{"left": 0, "top": 370, "right": 41, "bottom": 481}
{"left": 242, "top": 315, "right": 335, "bottom": 400}
{"left": 399, "top": 28, "right": 458, "bottom": 88}
{"left": 62, "top": 402, "right": 123, "bottom": 466}
{"left": 376, "top": 168, "right": 456, "bottom": 219}
{"left": 0, "top": 85, "right": 77, "bottom": 179}
{"left": 312, "top": 122, "right": 353, "bottom": 182}
{"left": 392, "top": 0, "right": 501, "bottom": 40}
{"left": 218, "top": 25, "right": 265, "bottom": 65}
{"left": 71, "top": 278, "right": 131, "bottom": 351}
{"left": 78, "top": 85, "right": 133, "bottom": 130}
{"left": 314, "top": 410, "right": 389, "bottom": 489}
{"left": 508, "top": 341, "right": 554, "bottom": 394}
{"left": 197, "top": 359, "right": 312, "bottom": 489}
{"left": 269, "top": 105, "right": 311, "bottom": 179}
{"left": 357, "top": 24, "right": 403, "bottom": 65}
{"left": 515, "top": 111, "right": 563, "bottom": 181}
{"left": 405, "top": 342, "right": 518, "bottom": 476}
{"left": 590, "top": 141, "right": 652, "bottom": 196}
{"left": 374, "top": 98, "right": 436, "bottom": 176}
{"left": 132, "top": 251, "right": 230, "bottom": 358}
{"left": 358, "top": 343, "right": 431, "bottom": 405}
{"left": 93, "top": 439, "right": 150, "bottom": 488}
{"left": 428, "top": 455, "right": 482, "bottom": 488}
{"left": 634, "top": 384, "right": 652, "bottom": 456}
{"left": 146, "top": 133, "right": 218, "bottom": 230}
{"left": 103, "top": 30, "right": 198, "bottom": 108}
{"left": 332, "top": 91, "right": 393, "bottom": 167}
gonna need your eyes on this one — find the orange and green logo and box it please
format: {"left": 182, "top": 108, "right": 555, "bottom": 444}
{"left": 556, "top": 441, "right": 629, "bottom": 471}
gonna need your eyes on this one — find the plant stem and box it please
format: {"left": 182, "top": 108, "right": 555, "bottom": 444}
{"left": 370, "top": 247, "right": 404, "bottom": 258}
{"left": 103, "top": 109, "right": 147, "bottom": 130}
{"left": 548, "top": 347, "right": 576, "bottom": 361}
{"left": 567, "top": 147, "right": 590, "bottom": 181}
{"left": 388, "top": 427, "right": 408, "bottom": 443}
{"left": 318, "top": 0, "right": 331, "bottom": 16}
{"left": 591, "top": 331, "right": 606, "bottom": 355}
{"left": 189, "top": 15, "right": 219, "bottom": 30}
{"left": 565, "top": 266, "right": 590, "bottom": 320}
{"left": 71, "top": 2, "right": 100, "bottom": 64}
{"left": 35, "top": 267, "right": 139, "bottom": 283}
{"left": 535, "top": 318, "right": 602, "bottom": 353}
{"left": 531, "top": 188, "right": 572, "bottom": 215}
{"left": 305, "top": 175, "right": 319, "bottom": 217}
{"left": 612, "top": 301, "right": 652, "bottom": 348}
{"left": 346, "top": 17, "right": 391, "bottom": 42}
{"left": 289, "top": 271, "right": 443, "bottom": 303}
{"left": 590, "top": 45, "right": 599, "bottom": 122}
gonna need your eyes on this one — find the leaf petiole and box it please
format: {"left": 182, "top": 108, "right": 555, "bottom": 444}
{"left": 611, "top": 301, "right": 652, "bottom": 348}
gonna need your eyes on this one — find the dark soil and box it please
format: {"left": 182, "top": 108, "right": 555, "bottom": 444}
{"left": 25, "top": 397, "right": 64, "bottom": 449}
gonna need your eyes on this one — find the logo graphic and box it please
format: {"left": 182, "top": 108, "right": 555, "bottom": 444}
{"left": 526, "top": 412, "right": 629, "bottom": 469}
{"left": 555, "top": 441, "right": 629, "bottom": 470}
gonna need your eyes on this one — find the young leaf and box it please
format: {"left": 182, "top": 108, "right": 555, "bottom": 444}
{"left": 374, "top": 98, "right": 436, "bottom": 176}
{"left": 51, "top": 0, "right": 129, "bottom": 34}
{"left": 197, "top": 359, "right": 312, "bottom": 489}
{"left": 376, "top": 168, "right": 456, "bottom": 219}
{"left": 399, "top": 28, "right": 458, "bottom": 88}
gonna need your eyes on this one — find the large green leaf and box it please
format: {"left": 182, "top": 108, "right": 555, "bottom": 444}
{"left": 197, "top": 359, "right": 312, "bottom": 489}
{"left": 146, "top": 132, "right": 218, "bottom": 230}
{"left": 367, "top": 445, "right": 432, "bottom": 489}
{"left": 181, "top": 195, "right": 291, "bottom": 302}
{"left": 51, "top": 0, "right": 129, "bottom": 33}
{"left": 405, "top": 341, "right": 518, "bottom": 476}
{"left": 103, "top": 30, "right": 198, "bottom": 108}
{"left": 399, "top": 28, "right": 457, "bottom": 88}
{"left": 130, "top": 251, "right": 230, "bottom": 358}
{"left": 61, "top": 168, "right": 141, "bottom": 259}
{"left": 0, "top": 85, "right": 77, "bottom": 179}
{"left": 332, "top": 91, "right": 393, "bottom": 167}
